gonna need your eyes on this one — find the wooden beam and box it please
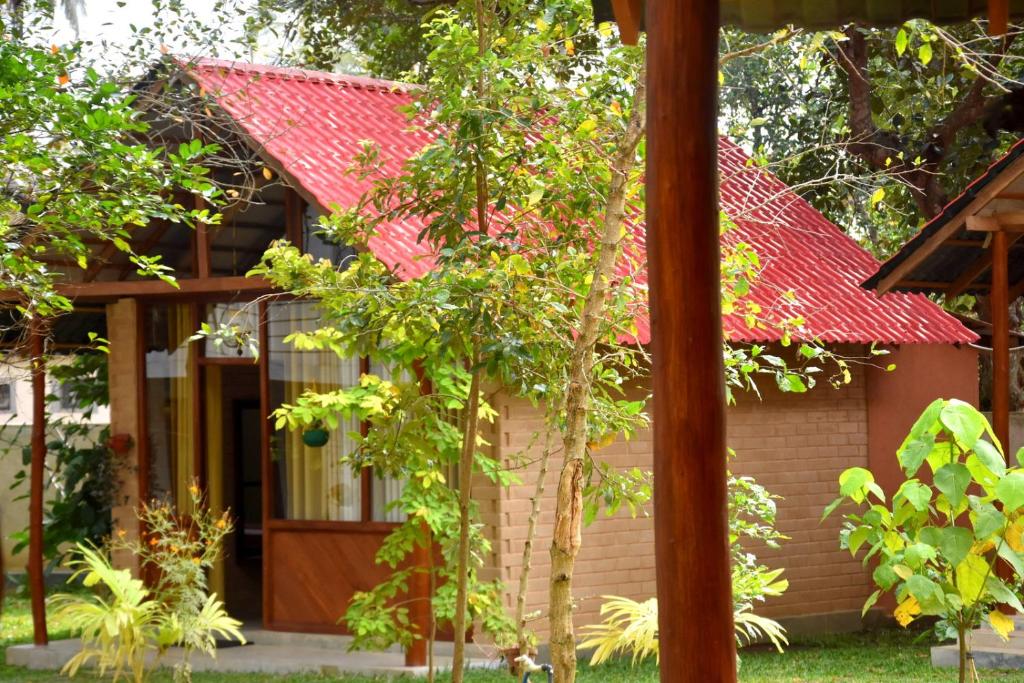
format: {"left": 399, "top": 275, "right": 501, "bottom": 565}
{"left": 648, "top": 1, "right": 736, "bottom": 681}
{"left": 946, "top": 233, "right": 1024, "bottom": 300}
{"left": 990, "top": 0, "right": 1010, "bottom": 35}
{"left": 993, "top": 229, "right": 1011, "bottom": 453}
{"left": 28, "top": 319, "right": 48, "bottom": 646}
{"left": 996, "top": 192, "right": 1024, "bottom": 201}
{"left": 875, "top": 152, "right": 1024, "bottom": 294}
{"left": 284, "top": 188, "right": 304, "bottom": 249}
{"left": 54, "top": 275, "right": 275, "bottom": 300}
{"left": 611, "top": 0, "right": 642, "bottom": 45}
{"left": 968, "top": 213, "right": 1024, "bottom": 231}
{"left": 894, "top": 280, "right": 952, "bottom": 290}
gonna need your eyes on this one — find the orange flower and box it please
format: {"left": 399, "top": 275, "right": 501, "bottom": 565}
{"left": 216, "top": 519, "right": 226, "bottom": 529}
{"left": 149, "top": 537, "right": 159, "bottom": 546}
{"left": 116, "top": 529, "right": 127, "bottom": 539}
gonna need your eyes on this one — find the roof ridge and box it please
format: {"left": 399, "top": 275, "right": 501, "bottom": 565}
{"left": 178, "top": 56, "right": 417, "bottom": 94}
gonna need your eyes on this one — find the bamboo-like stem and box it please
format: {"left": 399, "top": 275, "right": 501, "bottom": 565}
{"left": 514, "top": 427, "right": 555, "bottom": 673}
{"left": 548, "top": 65, "right": 647, "bottom": 683}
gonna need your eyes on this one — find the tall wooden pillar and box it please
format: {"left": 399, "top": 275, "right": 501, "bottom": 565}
{"left": 647, "top": 1, "right": 736, "bottom": 680}
{"left": 993, "top": 229, "right": 1011, "bottom": 455}
{"left": 28, "top": 319, "right": 48, "bottom": 646}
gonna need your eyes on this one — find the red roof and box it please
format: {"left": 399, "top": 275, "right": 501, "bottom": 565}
{"left": 183, "top": 58, "right": 975, "bottom": 346}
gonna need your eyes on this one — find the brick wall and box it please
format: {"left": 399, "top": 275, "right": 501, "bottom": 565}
{"left": 485, "top": 352, "right": 875, "bottom": 640}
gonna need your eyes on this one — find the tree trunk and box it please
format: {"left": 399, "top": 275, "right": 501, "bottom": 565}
{"left": 548, "top": 69, "right": 647, "bottom": 683}
{"left": 451, "top": 361, "right": 482, "bottom": 683}
{"left": 514, "top": 428, "right": 554, "bottom": 675}
{"left": 958, "top": 621, "right": 967, "bottom": 683}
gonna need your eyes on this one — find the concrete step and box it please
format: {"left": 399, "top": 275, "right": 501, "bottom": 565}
{"left": 932, "top": 642, "right": 1024, "bottom": 670}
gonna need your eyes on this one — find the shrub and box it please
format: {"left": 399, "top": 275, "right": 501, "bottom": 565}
{"left": 826, "top": 398, "right": 1024, "bottom": 682}
{"left": 49, "top": 484, "right": 244, "bottom": 682}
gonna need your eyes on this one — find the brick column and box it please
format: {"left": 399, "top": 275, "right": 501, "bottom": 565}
{"left": 106, "top": 298, "right": 142, "bottom": 574}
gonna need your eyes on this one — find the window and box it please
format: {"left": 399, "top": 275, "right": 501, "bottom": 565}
{"left": 0, "top": 383, "right": 13, "bottom": 413}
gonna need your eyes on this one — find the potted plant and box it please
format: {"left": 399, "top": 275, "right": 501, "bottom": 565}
{"left": 302, "top": 419, "right": 330, "bottom": 448}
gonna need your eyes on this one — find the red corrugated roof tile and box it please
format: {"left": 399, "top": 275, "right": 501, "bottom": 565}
{"left": 183, "top": 58, "right": 976, "bottom": 346}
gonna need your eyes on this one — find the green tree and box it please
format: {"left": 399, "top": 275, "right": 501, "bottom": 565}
{"left": 0, "top": 6, "right": 220, "bottom": 325}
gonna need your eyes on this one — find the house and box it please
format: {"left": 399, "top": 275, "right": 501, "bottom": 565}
{"left": 24, "top": 58, "right": 979, "bottom": 660}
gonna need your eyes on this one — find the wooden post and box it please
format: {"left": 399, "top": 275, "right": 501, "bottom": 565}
{"left": 990, "top": 0, "right": 1009, "bottom": 36}
{"left": 647, "top": 1, "right": 736, "bottom": 680}
{"left": 28, "top": 319, "right": 48, "bottom": 646}
{"left": 993, "top": 229, "right": 1011, "bottom": 455}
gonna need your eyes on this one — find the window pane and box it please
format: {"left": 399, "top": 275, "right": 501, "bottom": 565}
{"left": 369, "top": 361, "right": 406, "bottom": 523}
{"left": 268, "top": 301, "right": 361, "bottom": 521}
{"left": 144, "top": 304, "right": 196, "bottom": 513}
{"left": 204, "top": 303, "right": 258, "bottom": 359}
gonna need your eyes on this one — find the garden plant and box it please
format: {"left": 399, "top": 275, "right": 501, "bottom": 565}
{"left": 827, "top": 398, "right": 1024, "bottom": 683}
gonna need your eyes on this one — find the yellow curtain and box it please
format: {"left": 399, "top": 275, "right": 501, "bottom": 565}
{"left": 205, "top": 364, "right": 225, "bottom": 598}
{"left": 279, "top": 302, "right": 361, "bottom": 520}
{"left": 168, "top": 304, "right": 195, "bottom": 516}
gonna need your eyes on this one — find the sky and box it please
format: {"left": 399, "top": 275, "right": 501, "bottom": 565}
{"left": 47, "top": 0, "right": 287, "bottom": 72}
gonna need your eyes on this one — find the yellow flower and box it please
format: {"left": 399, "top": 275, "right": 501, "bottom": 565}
{"left": 116, "top": 529, "right": 127, "bottom": 539}
{"left": 192, "top": 557, "right": 201, "bottom": 565}
{"left": 216, "top": 519, "right": 227, "bottom": 529}
{"left": 170, "top": 545, "right": 179, "bottom": 554}
{"left": 189, "top": 484, "right": 200, "bottom": 497}
{"left": 894, "top": 596, "right": 921, "bottom": 628}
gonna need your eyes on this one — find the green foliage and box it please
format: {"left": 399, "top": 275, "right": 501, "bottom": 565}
{"left": 51, "top": 487, "right": 243, "bottom": 683}
{"left": 6, "top": 351, "right": 119, "bottom": 569}
{"left": 0, "top": 9, "right": 220, "bottom": 322}
{"left": 579, "top": 472, "right": 790, "bottom": 665}
{"left": 827, "top": 398, "right": 1024, "bottom": 669}
{"left": 722, "top": 21, "right": 1023, "bottom": 254}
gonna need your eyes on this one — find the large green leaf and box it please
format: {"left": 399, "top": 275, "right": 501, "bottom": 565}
{"left": 940, "top": 399, "right": 986, "bottom": 450}
{"left": 939, "top": 526, "right": 973, "bottom": 568}
{"left": 904, "top": 542, "right": 937, "bottom": 570}
{"left": 996, "top": 472, "right": 1024, "bottom": 512}
{"left": 986, "top": 576, "right": 1024, "bottom": 613}
{"left": 897, "top": 481, "right": 931, "bottom": 512}
{"left": 934, "top": 463, "right": 971, "bottom": 509}
{"left": 898, "top": 435, "right": 934, "bottom": 476}
{"left": 839, "top": 467, "right": 873, "bottom": 498}
{"left": 906, "top": 574, "right": 946, "bottom": 614}
{"left": 974, "top": 439, "right": 1006, "bottom": 478}
{"left": 972, "top": 504, "right": 1006, "bottom": 541}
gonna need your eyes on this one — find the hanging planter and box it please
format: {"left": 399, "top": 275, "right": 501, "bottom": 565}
{"left": 302, "top": 421, "right": 330, "bottom": 448}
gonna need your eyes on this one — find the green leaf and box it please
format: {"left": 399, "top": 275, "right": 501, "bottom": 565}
{"left": 862, "top": 589, "right": 882, "bottom": 617}
{"left": 974, "top": 439, "right": 1006, "bottom": 477}
{"left": 906, "top": 574, "right": 945, "bottom": 614}
{"left": 934, "top": 463, "right": 971, "bottom": 508}
{"left": 973, "top": 504, "right": 1006, "bottom": 540}
{"left": 904, "top": 543, "right": 937, "bottom": 570}
{"left": 939, "top": 526, "right": 973, "bottom": 568}
{"left": 848, "top": 526, "right": 871, "bottom": 554}
{"left": 839, "top": 467, "right": 873, "bottom": 498}
{"left": 940, "top": 399, "right": 985, "bottom": 449}
{"left": 986, "top": 576, "right": 1024, "bottom": 613}
{"left": 895, "top": 29, "right": 908, "bottom": 56}
{"left": 996, "top": 472, "right": 1024, "bottom": 512}
{"left": 998, "top": 541, "right": 1024, "bottom": 578}
{"left": 873, "top": 563, "right": 899, "bottom": 590}
{"left": 898, "top": 434, "right": 934, "bottom": 476}
{"left": 898, "top": 481, "right": 931, "bottom": 512}
{"left": 918, "top": 42, "right": 933, "bottom": 65}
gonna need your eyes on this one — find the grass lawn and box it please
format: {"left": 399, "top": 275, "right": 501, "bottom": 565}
{"left": 0, "top": 596, "right": 1022, "bottom": 681}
